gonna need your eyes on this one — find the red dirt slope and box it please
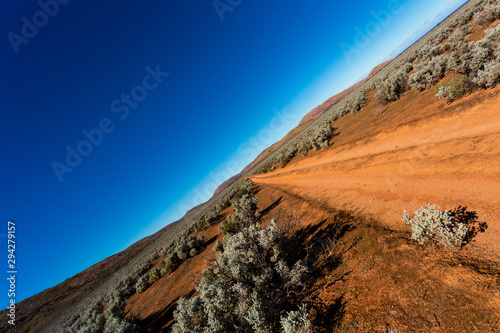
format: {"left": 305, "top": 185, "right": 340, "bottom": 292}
{"left": 252, "top": 85, "right": 500, "bottom": 259}
{"left": 212, "top": 60, "right": 392, "bottom": 197}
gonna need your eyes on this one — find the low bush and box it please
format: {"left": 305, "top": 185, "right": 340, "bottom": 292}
{"left": 409, "top": 54, "right": 450, "bottom": 91}
{"left": 474, "top": 60, "right": 500, "bottom": 87}
{"left": 298, "top": 145, "right": 309, "bottom": 157}
{"left": 376, "top": 63, "right": 412, "bottom": 103}
{"left": 221, "top": 218, "right": 239, "bottom": 236}
{"left": 257, "top": 162, "right": 275, "bottom": 174}
{"left": 435, "top": 75, "right": 472, "bottom": 102}
{"left": 177, "top": 249, "right": 188, "bottom": 261}
{"left": 446, "top": 25, "right": 473, "bottom": 54}
{"left": 74, "top": 303, "right": 106, "bottom": 332}
{"left": 231, "top": 193, "right": 261, "bottom": 229}
{"left": 346, "top": 91, "right": 367, "bottom": 115}
{"left": 172, "top": 221, "right": 309, "bottom": 332}
{"left": 474, "top": 2, "right": 500, "bottom": 27}
{"left": 403, "top": 204, "right": 488, "bottom": 248}
{"left": 241, "top": 178, "right": 254, "bottom": 193}
{"left": 135, "top": 274, "right": 150, "bottom": 293}
{"left": 297, "top": 121, "right": 335, "bottom": 155}
{"left": 196, "top": 219, "right": 209, "bottom": 231}
{"left": 149, "top": 268, "right": 161, "bottom": 282}
{"left": 280, "top": 152, "right": 295, "bottom": 168}
{"left": 435, "top": 85, "right": 454, "bottom": 103}
{"left": 232, "top": 178, "right": 255, "bottom": 201}
{"left": 162, "top": 254, "right": 179, "bottom": 275}
{"left": 161, "top": 234, "right": 207, "bottom": 277}
{"left": 467, "top": 43, "right": 494, "bottom": 73}
{"left": 278, "top": 146, "right": 298, "bottom": 168}
{"left": 280, "top": 305, "right": 312, "bottom": 333}
{"left": 403, "top": 204, "right": 465, "bottom": 247}
{"left": 103, "top": 316, "right": 137, "bottom": 333}
{"left": 136, "top": 261, "right": 153, "bottom": 277}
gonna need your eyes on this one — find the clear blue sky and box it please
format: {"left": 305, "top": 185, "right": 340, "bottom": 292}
{"left": 0, "top": 0, "right": 467, "bottom": 306}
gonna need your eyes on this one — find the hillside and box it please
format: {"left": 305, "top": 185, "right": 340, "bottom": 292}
{"left": 298, "top": 60, "right": 392, "bottom": 125}
{"left": 252, "top": 84, "right": 500, "bottom": 259}
{"left": 4, "top": 0, "right": 500, "bottom": 332}
{"left": 126, "top": 77, "right": 500, "bottom": 331}
{"left": 213, "top": 60, "right": 392, "bottom": 197}
{"left": 119, "top": 75, "right": 500, "bottom": 332}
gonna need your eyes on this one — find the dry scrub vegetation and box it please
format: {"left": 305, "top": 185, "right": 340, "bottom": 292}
{"left": 15, "top": 1, "right": 498, "bottom": 332}
{"left": 255, "top": 0, "right": 500, "bottom": 176}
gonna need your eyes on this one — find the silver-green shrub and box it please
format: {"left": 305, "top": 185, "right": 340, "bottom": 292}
{"left": 74, "top": 303, "right": 106, "bottom": 333}
{"left": 196, "top": 235, "right": 205, "bottom": 244}
{"left": 135, "top": 273, "right": 150, "bottom": 293}
{"left": 402, "top": 204, "right": 468, "bottom": 247}
{"left": 435, "top": 85, "right": 454, "bottom": 102}
{"left": 346, "top": 91, "right": 367, "bottom": 115}
{"left": 408, "top": 54, "right": 450, "bottom": 91}
{"left": 474, "top": 60, "right": 500, "bottom": 87}
{"left": 172, "top": 220, "right": 308, "bottom": 332}
{"left": 375, "top": 63, "right": 412, "bottom": 103}
{"left": 150, "top": 268, "right": 161, "bottom": 282}
{"left": 474, "top": 2, "right": 500, "bottom": 27}
{"left": 230, "top": 193, "right": 261, "bottom": 229}
{"left": 280, "top": 304, "right": 312, "bottom": 333}
{"left": 102, "top": 316, "right": 137, "bottom": 333}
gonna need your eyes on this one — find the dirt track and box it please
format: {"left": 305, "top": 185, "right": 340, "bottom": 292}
{"left": 251, "top": 87, "right": 500, "bottom": 257}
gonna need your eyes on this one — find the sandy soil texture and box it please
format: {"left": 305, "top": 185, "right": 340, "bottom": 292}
{"left": 252, "top": 86, "right": 500, "bottom": 258}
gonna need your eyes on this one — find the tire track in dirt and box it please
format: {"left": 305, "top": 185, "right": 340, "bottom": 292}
{"left": 251, "top": 92, "right": 500, "bottom": 258}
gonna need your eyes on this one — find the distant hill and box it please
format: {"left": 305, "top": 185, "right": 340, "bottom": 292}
{"left": 298, "top": 60, "right": 391, "bottom": 125}
{"left": 212, "top": 60, "right": 391, "bottom": 197}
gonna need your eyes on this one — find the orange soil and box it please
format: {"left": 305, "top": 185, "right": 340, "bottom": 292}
{"left": 468, "top": 19, "right": 500, "bottom": 42}
{"left": 252, "top": 184, "right": 500, "bottom": 332}
{"left": 126, "top": 85, "right": 500, "bottom": 332}
{"left": 142, "top": 181, "right": 500, "bottom": 332}
{"left": 252, "top": 86, "right": 500, "bottom": 259}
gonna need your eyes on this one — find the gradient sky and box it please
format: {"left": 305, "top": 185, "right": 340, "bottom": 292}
{"left": 0, "top": 0, "right": 467, "bottom": 306}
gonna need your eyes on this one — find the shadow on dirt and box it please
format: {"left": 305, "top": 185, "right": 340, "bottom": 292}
{"left": 447, "top": 206, "right": 488, "bottom": 246}
{"left": 132, "top": 288, "right": 195, "bottom": 333}
{"left": 260, "top": 196, "right": 283, "bottom": 218}
{"left": 273, "top": 208, "right": 360, "bottom": 331}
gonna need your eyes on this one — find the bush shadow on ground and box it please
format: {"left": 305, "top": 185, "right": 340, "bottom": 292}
{"left": 447, "top": 206, "right": 488, "bottom": 247}
{"left": 276, "top": 209, "right": 361, "bottom": 331}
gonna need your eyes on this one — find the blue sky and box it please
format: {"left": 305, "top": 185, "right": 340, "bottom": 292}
{"left": 0, "top": 0, "right": 467, "bottom": 306}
